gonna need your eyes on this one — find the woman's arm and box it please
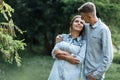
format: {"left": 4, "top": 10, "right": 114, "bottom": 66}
{"left": 54, "top": 50, "right": 80, "bottom": 64}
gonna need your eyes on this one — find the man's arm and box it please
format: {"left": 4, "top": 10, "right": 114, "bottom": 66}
{"left": 92, "top": 28, "right": 113, "bottom": 79}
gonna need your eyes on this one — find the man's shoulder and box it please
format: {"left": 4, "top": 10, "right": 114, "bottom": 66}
{"left": 84, "top": 23, "right": 90, "bottom": 31}
{"left": 98, "top": 22, "right": 111, "bottom": 34}
{"left": 99, "top": 19, "right": 108, "bottom": 28}
{"left": 100, "top": 22, "right": 110, "bottom": 31}
{"left": 84, "top": 23, "right": 89, "bottom": 28}
{"left": 94, "top": 19, "right": 109, "bottom": 31}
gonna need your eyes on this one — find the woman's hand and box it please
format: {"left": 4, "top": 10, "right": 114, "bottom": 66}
{"left": 54, "top": 50, "right": 80, "bottom": 64}
{"left": 65, "top": 56, "right": 80, "bottom": 64}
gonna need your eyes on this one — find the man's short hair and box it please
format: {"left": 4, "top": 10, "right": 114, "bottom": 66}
{"left": 78, "top": 2, "right": 96, "bottom": 14}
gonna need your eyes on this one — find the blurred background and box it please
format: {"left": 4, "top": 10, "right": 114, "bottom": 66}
{"left": 0, "top": 0, "right": 120, "bottom": 80}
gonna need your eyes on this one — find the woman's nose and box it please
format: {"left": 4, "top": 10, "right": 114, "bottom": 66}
{"left": 78, "top": 22, "right": 81, "bottom": 25}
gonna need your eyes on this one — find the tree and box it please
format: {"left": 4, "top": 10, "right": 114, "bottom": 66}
{"left": 0, "top": 0, "right": 26, "bottom": 66}
{"left": 7, "top": 0, "right": 120, "bottom": 55}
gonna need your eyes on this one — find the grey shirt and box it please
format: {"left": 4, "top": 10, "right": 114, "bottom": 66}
{"left": 83, "top": 19, "right": 113, "bottom": 79}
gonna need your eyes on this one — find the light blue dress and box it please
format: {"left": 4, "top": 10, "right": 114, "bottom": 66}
{"left": 48, "top": 34, "right": 86, "bottom": 80}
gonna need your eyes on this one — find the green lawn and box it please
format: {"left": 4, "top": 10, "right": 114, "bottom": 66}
{"left": 0, "top": 56, "right": 53, "bottom": 80}
{"left": 0, "top": 56, "right": 120, "bottom": 80}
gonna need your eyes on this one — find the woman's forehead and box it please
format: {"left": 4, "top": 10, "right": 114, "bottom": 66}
{"left": 74, "top": 17, "right": 84, "bottom": 22}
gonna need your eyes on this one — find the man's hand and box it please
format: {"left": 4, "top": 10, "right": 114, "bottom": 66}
{"left": 56, "top": 35, "right": 62, "bottom": 43}
{"left": 89, "top": 73, "right": 96, "bottom": 80}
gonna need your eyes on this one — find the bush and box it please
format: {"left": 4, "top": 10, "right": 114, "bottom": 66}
{"left": 113, "top": 53, "right": 120, "bottom": 64}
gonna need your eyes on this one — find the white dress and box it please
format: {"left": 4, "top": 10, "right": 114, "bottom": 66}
{"left": 48, "top": 34, "right": 86, "bottom": 80}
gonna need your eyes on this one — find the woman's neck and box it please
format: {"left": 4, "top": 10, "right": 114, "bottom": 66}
{"left": 71, "top": 31, "right": 80, "bottom": 38}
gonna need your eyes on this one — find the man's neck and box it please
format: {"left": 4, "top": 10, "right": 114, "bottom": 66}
{"left": 90, "top": 17, "right": 98, "bottom": 27}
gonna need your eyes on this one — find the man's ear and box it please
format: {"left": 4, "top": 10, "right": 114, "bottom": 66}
{"left": 88, "top": 15, "right": 92, "bottom": 19}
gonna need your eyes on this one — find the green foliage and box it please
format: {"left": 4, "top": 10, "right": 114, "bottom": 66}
{"left": 0, "top": 1, "right": 14, "bottom": 21}
{"left": 0, "top": 31, "right": 26, "bottom": 66}
{"left": 105, "top": 63, "right": 120, "bottom": 80}
{"left": 6, "top": 0, "right": 120, "bottom": 55}
{"left": 113, "top": 53, "right": 120, "bottom": 64}
{"left": 0, "top": 0, "right": 26, "bottom": 66}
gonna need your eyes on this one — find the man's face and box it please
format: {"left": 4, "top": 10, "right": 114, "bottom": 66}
{"left": 80, "top": 13, "right": 90, "bottom": 23}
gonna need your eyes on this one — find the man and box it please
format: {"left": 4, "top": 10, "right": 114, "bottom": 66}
{"left": 77, "top": 2, "right": 113, "bottom": 80}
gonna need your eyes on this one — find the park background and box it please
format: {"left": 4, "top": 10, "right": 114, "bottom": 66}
{"left": 0, "top": 0, "right": 120, "bottom": 80}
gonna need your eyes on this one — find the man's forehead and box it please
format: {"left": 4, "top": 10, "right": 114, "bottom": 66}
{"left": 81, "top": 12, "right": 93, "bottom": 17}
{"left": 80, "top": 13, "right": 88, "bottom": 16}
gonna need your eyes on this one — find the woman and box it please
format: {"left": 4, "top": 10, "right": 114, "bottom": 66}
{"left": 48, "top": 15, "right": 86, "bottom": 80}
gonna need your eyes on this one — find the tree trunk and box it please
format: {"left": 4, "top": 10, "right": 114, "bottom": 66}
{"left": 43, "top": 32, "right": 52, "bottom": 55}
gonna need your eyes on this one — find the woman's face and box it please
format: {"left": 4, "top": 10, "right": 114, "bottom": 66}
{"left": 71, "top": 17, "right": 84, "bottom": 32}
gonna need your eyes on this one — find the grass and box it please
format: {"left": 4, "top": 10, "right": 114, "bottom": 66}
{"left": 105, "top": 63, "right": 120, "bottom": 80}
{"left": 0, "top": 56, "right": 54, "bottom": 80}
{"left": 0, "top": 55, "right": 120, "bottom": 80}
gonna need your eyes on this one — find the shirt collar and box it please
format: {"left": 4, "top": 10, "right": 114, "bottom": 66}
{"left": 68, "top": 33, "right": 82, "bottom": 42}
{"left": 89, "top": 18, "right": 101, "bottom": 29}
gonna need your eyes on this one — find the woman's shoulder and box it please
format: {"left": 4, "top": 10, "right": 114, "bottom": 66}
{"left": 61, "top": 33, "right": 70, "bottom": 39}
{"left": 61, "top": 33, "right": 72, "bottom": 42}
{"left": 61, "top": 33, "right": 69, "bottom": 37}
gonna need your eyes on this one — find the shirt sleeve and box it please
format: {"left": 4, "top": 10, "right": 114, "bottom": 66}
{"left": 75, "top": 40, "right": 86, "bottom": 64}
{"left": 93, "top": 27, "right": 113, "bottom": 79}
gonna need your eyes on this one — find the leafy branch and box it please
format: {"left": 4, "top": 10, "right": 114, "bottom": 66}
{"left": 0, "top": 0, "right": 26, "bottom": 67}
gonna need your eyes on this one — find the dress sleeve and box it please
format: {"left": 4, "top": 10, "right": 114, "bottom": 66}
{"left": 51, "top": 42, "right": 61, "bottom": 59}
{"left": 51, "top": 34, "right": 68, "bottom": 58}
{"left": 75, "top": 40, "right": 86, "bottom": 64}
